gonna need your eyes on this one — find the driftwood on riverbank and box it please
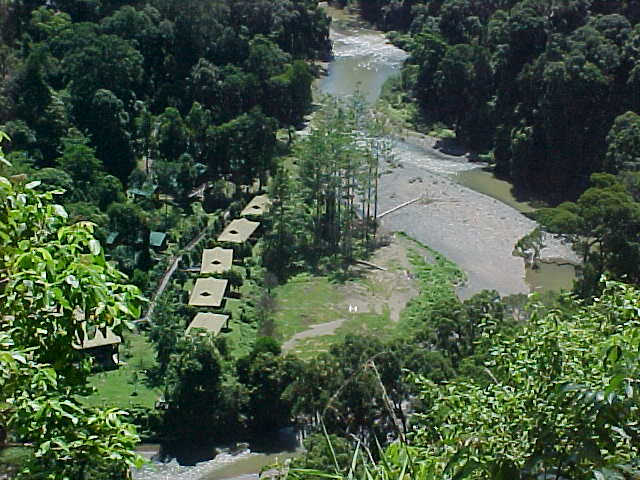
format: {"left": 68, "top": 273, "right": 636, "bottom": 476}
{"left": 377, "top": 196, "right": 423, "bottom": 218}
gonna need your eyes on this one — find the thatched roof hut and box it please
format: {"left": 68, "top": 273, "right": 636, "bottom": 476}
{"left": 200, "top": 247, "right": 234, "bottom": 275}
{"left": 186, "top": 313, "right": 229, "bottom": 336}
{"left": 217, "top": 218, "right": 260, "bottom": 244}
{"left": 188, "top": 277, "right": 228, "bottom": 307}
{"left": 240, "top": 195, "right": 271, "bottom": 217}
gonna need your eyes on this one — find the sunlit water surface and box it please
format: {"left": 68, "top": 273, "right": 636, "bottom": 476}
{"left": 136, "top": 5, "right": 574, "bottom": 480}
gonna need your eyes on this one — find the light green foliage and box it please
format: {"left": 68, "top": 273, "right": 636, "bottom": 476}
{"left": 236, "top": 338, "right": 302, "bottom": 433}
{"left": 538, "top": 173, "right": 640, "bottom": 296}
{"left": 606, "top": 111, "right": 640, "bottom": 172}
{"left": 263, "top": 96, "right": 391, "bottom": 276}
{"left": 0, "top": 136, "right": 144, "bottom": 476}
{"left": 0, "top": 177, "right": 143, "bottom": 381}
{"left": 271, "top": 275, "right": 344, "bottom": 342}
{"left": 407, "top": 280, "right": 640, "bottom": 479}
{"left": 206, "top": 108, "right": 278, "bottom": 186}
{"left": 10, "top": 384, "right": 141, "bottom": 479}
{"left": 157, "top": 107, "right": 188, "bottom": 161}
{"left": 161, "top": 335, "right": 243, "bottom": 441}
{"left": 513, "top": 227, "right": 544, "bottom": 268}
{"left": 282, "top": 280, "right": 640, "bottom": 480}
{"left": 384, "top": 0, "right": 640, "bottom": 199}
{"left": 400, "top": 245, "right": 465, "bottom": 331}
{"left": 86, "top": 334, "right": 160, "bottom": 409}
{"left": 286, "top": 433, "right": 354, "bottom": 478}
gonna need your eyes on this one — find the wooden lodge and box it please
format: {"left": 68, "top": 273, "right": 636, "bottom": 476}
{"left": 240, "top": 195, "right": 270, "bottom": 218}
{"left": 188, "top": 277, "right": 228, "bottom": 308}
{"left": 217, "top": 218, "right": 260, "bottom": 244}
{"left": 200, "top": 247, "right": 234, "bottom": 275}
{"left": 186, "top": 313, "right": 230, "bottom": 336}
{"left": 73, "top": 324, "right": 122, "bottom": 369}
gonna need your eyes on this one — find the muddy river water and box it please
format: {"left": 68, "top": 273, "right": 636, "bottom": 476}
{"left": 134, "top": 5, "right": 577, "bottom": 480}
{"left": 319, "top": 5, "right": 576, "bottom": 297}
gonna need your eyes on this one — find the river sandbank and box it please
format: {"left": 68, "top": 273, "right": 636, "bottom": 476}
{"left": 377, "top": 139, "right": 578, "bottom": 298}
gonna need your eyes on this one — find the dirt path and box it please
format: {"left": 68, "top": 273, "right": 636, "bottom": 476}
{"left": 282, "top": 319, "right": 346, "bottom": 350}
{"left": 282, "top": 234, "right": 423, "bottom": 351}
{"left": 140, "top": 218, "right": 218, "bottom": 323}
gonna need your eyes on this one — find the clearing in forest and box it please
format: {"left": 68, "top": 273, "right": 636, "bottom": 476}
{"left": 273, "top": 234, "right": 430, "bottom": 357}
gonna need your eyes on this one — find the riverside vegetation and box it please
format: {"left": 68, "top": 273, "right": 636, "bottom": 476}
{"left": 339, "top": 0, "right": 640, "bottom": 298}
{"left": 3, "top": 1, "right": 640, "bottom": 480}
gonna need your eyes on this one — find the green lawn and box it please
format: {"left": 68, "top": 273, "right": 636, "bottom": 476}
{"left": 0, "top": 447, "right": 32, "bottom": 476}
{"left": 271, "top": 235, "right": 464, "bottom": 358}
{"left": 84, "top": 333, "right": 161, "bottom": 409}
{"left": 224, "top": 297, "right": 258, "bottom": 359}
{"left": 271, "top": 274, "right": 346, "bottom": 342}
{"left": 272, "top": 273, "right": 395, "bottom": 358}
{"left": 287, "top": 310, "right": 394, "bottom": 360}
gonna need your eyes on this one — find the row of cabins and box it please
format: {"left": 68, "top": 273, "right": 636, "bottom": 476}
{"left": 185, "top": 195, "right": 269, "bottom": 336}
{"left": 76, "top": 195, "right": 271, "bottom": 366}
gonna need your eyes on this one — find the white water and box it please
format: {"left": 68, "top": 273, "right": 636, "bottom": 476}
{"left": 135, "top": 7, "right": 493, "bottom": 480}
{"left": 134, "top": 451, "right": 255, "bottom": 480}
{"left": 317, "top": 11, "right": 407, "bottom": 102}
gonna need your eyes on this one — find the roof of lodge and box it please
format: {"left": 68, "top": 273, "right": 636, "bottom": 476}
{"left": 106, "top": 231, "right": 120, "bottom": 245}
{"left": 73, "top": 324, "right": 122, "bottom": 350}
{"left": 240, "top": 195, "right": 271, "bottom": 217}
{"left": 149, "top": 231, "right": 167, "bottom": 247}
{"left": 186, "top": 313, "right": 229, "bottom": 336}
{"left": 127, "top": 185, "right": 157, "bottom": 197}
{"left": 188, "top": 277, "right": 228, "bottom": 307}
{"left": 217, "top": 218, "right": 260, "bottom": 244}
{"left": 200, "top": 247, "right": 234, "bottom": 275}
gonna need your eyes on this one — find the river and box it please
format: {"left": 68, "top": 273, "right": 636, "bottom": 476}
{"left": 134, "top": 5, "right": 577, "bottom": 480}
{"left": 320, "top": 4, "right": 576, "bottom": 297}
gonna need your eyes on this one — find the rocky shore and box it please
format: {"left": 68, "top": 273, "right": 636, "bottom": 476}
{"left": 378, "top": 137, "right": 578, "bottom": 299}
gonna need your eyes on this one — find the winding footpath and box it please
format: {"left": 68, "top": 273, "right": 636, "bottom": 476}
{"left": 141, "top": 215, "right": 219, "bottom": 323}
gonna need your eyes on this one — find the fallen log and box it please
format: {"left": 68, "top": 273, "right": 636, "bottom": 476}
{"left": 355, "top": 260, "right": 387, "bottom": 271}
{"left": 377, "top": 196, "right": 423, "bottom": 218}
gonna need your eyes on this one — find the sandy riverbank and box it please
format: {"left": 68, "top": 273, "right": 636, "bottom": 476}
{"left": 378, "top": 138, "right": 578, "bottom": 299}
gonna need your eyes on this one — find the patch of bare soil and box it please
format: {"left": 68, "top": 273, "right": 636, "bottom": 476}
{"left": 282, "top": 234, "right": 424, "bottom": 351}
{"left": 338, "top": 234, "right": 424, "bottom": 322}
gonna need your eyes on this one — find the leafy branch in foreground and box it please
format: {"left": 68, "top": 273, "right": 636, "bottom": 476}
{"left": 279, "top": 280, "right": 640, "bottom": 480}
{"left": 0, "top": 134, "right": 144, "bottom": 478}
{"left": 410, "top": 279, "right": 640, "bottom": 480}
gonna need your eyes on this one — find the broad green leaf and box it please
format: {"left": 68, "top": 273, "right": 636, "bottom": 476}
{"left": 53, "top": 204, "right": 68, "bottom": 219}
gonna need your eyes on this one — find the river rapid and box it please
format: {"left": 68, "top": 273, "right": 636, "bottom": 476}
{"left": 134, "top": 6, "right": 577, "bottom": 480}
{"left": 321, "top": 4, "right": 576, "bottom": 297}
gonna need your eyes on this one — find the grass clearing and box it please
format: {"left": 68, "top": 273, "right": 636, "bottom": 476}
{"left": 335, "top": 309, "right": 393, "bottom": 337}
{"left": 84, "top": 333, "right": 161, "bottom": 410}
{"left": 272, "top": 274, "right": 345, "bottom": 342}
{"left": 287, "top": 310, "right": 394, "bottom": 360}
{"left": 224, "top": 297, "right": 258, "bottom": 359}
{"left": 0, "top": 447, "right": 32, "bottom": 477}
{"left": 398, "top": 237, "right": 466, "bottom": 332}
{"left": 273, "top": 235, "right": 426, "bottom": 356}
{"left": 268, "top": 235, "right": 464, "bottom": 359}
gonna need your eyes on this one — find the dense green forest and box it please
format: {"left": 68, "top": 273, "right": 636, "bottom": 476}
{"left": 0, "top": 0, "right": 329, "bottom": 290}
{"left": 4, "top": 0, "right": 640, "bottom": 479}
{"left": 333, "top": 0, "right": 640, "bottom": 201}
